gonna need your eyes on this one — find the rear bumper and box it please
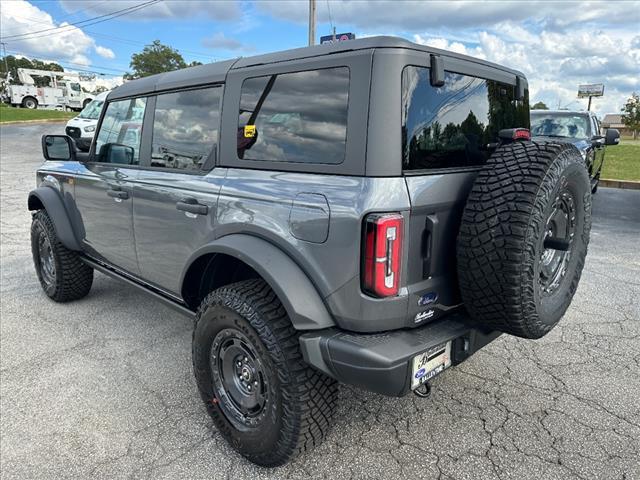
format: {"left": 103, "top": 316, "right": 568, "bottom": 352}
{"left": 299, "top": 312, "right": 500, "bottom": 397}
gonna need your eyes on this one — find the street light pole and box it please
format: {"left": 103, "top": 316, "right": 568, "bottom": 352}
{"left": 308, "top": 0, "right": 316, "bottom": 46}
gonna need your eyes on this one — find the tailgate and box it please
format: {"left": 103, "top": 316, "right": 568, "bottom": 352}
{"left": 403, "top": 171, "right": 478, "bottom": 324}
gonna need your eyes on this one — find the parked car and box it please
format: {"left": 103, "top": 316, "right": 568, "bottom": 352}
{"left": 30, "top": 36, "right": 593, "bottom": 467}
{"left": 65, "top": 91, "right": 109, "bottom": 139}
{"left": 530, "top": 109, "right": 620, "bottom": 193}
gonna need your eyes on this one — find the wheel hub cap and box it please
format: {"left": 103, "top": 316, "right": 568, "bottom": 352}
{"left": 38, "top": 232, "right": 55, "bottom": 286}
{"left": 539, "top": 190, "right": 576, "bottom": 295}
{"left": 210, "top": 328, "right": 269, "bottom": 429}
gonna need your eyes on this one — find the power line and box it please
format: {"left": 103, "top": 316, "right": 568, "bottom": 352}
{"left": 0, "top": 0, "right": 160, "bottom": 41}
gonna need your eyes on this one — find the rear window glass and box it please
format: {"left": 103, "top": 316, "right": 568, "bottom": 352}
{"left": 401, "top": 67, "right": 529, "bottom": 171}
{"left": 237, "top": 67, "right": 349, "bottom": 164}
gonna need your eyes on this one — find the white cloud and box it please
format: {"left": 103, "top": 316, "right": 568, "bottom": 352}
{"left": 0, "top": 0, "right": 115, "bottom": 67}
{"left": 59, "top": 0, "right": 240, "bottom": 21}
{"left": 258, "top": 1, "right": 640, "bottom": 31}
{"left": 95, "top": 45, "right": 115, "bottom": 59}
{"left": 202, "top": 32, "right": 254, "bottom": 52}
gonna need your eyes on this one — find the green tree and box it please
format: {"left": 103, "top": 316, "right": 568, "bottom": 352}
{"left": 621, "top": 93, "right": 640, "bottom": 139}
{"left": 125, "top": 40, "right": 187, "bottom": 79}
{"left": 532, "top": 101, "right": 549, "bottom": 110}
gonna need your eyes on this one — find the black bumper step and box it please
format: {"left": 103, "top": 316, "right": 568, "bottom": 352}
{"left": 299, "top": 312, "right": 500, "bottom": 396}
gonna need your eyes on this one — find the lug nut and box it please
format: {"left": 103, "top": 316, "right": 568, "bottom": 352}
{"left": 243, "top": 357, "right": 248, "bottom": 363}
{"left": 247, "top": 385, "right": 252, "bottom": 391}
{"left": 253, "top": 381, "right": 258, "bottom": 386}
{"left": 236, "top": 361, "right": 242, "bottom": 367}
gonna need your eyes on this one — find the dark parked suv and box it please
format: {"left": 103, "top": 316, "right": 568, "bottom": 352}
{"left": 530, "top": 109, "right": 620, "bottom": 193}
{"left": 29, "top": 37, "right": 592, "bottom": 466}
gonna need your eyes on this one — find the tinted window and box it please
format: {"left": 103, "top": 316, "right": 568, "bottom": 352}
{"left": 95, "top": 97, "right": 146, "bottom": 164}
{"left": 401, "top": 67, "right": 529, "bottom": 171}
{"left": 238, "top": 67, "right": 349, "bottom": 164}
{"left": 151, "top": 86, "right": 222, "bottom": 171}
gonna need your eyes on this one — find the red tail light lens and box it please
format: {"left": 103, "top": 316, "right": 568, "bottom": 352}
{"left": 362, "top": 213, "right": 403, "bottom": 297}
{"left": 513, "top": 128, "right": 531, "bottom": 140}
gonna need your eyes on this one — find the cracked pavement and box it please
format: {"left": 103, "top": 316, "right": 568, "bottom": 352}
{"left": 1, "top": 123, "right": 639, "bottom": 480}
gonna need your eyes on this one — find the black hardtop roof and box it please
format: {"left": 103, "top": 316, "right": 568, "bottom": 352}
{"left": 108, "top": 35, "right": 525, "bottom": 101}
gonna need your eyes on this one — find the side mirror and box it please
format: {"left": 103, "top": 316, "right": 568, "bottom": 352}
{"left": 605, "top": 128, "right": 620, "bottom": 146}
{"left": 41, "top": 135, "right": 76, "bottom": 161}
{"left": 98, "top": 143, "right": 135, "bottom": 164}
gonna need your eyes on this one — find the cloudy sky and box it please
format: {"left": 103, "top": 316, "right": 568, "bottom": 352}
{"left": 1, "top": 0, "right": 638, "bottom": 115}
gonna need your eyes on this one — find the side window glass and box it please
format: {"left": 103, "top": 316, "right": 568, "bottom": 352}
{"left": 150, "top": 86, "right": 222, "bottom": 171}
{"left": 95, "top": 97, "right": 146, "bottom": 164}
{"left": 237, "top": 67, "right": 350, "bottom": 164}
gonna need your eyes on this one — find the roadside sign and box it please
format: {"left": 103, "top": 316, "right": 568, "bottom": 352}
{"left": 320, "top": 33, "right": 355, "bottom": 44}
{"left": 577, "top": 84, "right": 604, "bottom": 98}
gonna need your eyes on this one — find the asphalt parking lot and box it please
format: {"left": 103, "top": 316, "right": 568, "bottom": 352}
{"left": 1, "top": 122, "right": 639, "bottom": 480}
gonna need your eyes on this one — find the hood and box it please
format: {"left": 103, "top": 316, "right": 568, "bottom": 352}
{"left": 532, "top": 136, "right": 590, "bottom": 153}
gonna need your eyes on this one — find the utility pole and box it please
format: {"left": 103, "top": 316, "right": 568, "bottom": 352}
{"left": 308, "top": 0, "right": 316, "bottom": 46}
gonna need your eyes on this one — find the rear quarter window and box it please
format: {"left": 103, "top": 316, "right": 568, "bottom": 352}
{"left": 237, "top": 67, "right": 350, "bottom": 164}
{"left": 401, "top": 67, "right": 529, "bottom": 171}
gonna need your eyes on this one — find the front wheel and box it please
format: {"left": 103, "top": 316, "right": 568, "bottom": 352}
{"left": 192, "top": 279, "right": 338, "bottom": 467}
{"left": 31, "top": 210, "right": 93, "bottom": 302}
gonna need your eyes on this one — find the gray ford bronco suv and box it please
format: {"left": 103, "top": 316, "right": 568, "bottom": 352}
{"left": 29, "top": 37, "right": 591, "bottom": 466}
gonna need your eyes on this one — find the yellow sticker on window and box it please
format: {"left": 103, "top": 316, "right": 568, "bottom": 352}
{"left": 244, "top": 125, "right": 256, "bottom": 138}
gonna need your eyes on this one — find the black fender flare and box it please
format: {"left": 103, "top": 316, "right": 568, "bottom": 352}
{"left": 181, "top": 234, "right": 335, "bottom": 330}
{"left": 27, "top": 186, "right": 82, "bottom": 251}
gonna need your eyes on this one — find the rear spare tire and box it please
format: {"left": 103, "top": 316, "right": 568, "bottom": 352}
{"left": 457, "top": 142, "right": 591, "bottom": 339}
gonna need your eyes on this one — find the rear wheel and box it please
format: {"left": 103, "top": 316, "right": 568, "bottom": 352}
{"left": 31, "top": 210, "right": 93, "bottom": 302}
{"left": 22, "top": 97, "right": 38, "bottom": 109}
{"left": 457, "top": 142, "right": 591, "bottom": 339}
{"left": 192, "top": 279, "right": 338, "bottom": 467}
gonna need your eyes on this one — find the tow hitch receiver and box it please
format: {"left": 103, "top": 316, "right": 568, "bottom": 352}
{"left": 413, "top": 382, "right": 432, "bottom": 398}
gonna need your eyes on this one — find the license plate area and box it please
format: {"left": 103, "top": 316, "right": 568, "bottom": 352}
{"left": 411, "top": 341, "right": 452, "bottom": 390}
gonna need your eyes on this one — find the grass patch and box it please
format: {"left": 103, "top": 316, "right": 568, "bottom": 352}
{"left": 602, "top": 139, "right": 640, "bottom": 182}
{"left": 0, "top": 103, "right": 76, "bottom": 123}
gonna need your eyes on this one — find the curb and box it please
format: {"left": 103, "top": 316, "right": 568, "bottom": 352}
{"left": 0, "top": 118, "right": 71, "bottom": 126}
{"left": 600, "top": 179, "right": 640, "bottom": 190}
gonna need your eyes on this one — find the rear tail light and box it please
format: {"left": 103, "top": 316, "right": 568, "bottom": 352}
{"left": 498, "top": 128, "right": 531, "bottom": 141}
{"left": 362, "top": 213, "right": 403, "bottom": 297}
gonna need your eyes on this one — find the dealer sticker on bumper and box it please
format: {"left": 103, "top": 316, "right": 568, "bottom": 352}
{"left": 411, "top": 341, "right": 452, "bottom": 390}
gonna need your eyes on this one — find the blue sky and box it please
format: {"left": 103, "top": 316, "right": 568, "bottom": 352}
{"left": 1, "top": 0, "right": 639, "bottom": 115}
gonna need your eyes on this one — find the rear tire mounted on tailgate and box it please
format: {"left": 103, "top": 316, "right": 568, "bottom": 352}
{"left": 457, "top": 142, "right": 591, "bottom": 339}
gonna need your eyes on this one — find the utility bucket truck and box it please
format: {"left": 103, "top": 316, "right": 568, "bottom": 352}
{"left": 3, "top": 68, "right": 95, "bottom": 111}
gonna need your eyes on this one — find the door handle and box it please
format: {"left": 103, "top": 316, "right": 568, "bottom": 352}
{"left": 176, "top": 197, "right": 208, "bottom": 215}
{"left": 107, "top": 189, "right": 129, "bottom": 200}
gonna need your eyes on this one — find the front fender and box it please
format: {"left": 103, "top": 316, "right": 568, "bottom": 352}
{"left": 181, "top": 234, "right": 335, "bottom": 330}
{"left": 27, "top": 186, "right": 82, "bottom": 251}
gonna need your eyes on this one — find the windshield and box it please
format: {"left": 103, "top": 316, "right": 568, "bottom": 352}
{"left": 77, "top": 99, "right": 104, "bottom": 120}
{"left": 530, "top": 113, "right": 590, "bottom": 139}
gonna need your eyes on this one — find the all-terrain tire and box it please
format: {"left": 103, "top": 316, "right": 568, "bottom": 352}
{"left": 31, "top": 210, "right": 93, "bottom": 302}
{"left": 457, "top": 141, "right": 591, "bottom": 339}
{"left": 192, "top": 279, "right": 338, "bottom": 467}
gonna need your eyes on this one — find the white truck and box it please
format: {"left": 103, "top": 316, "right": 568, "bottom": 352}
{"left": 3, "top": 68, "right": 95, "bottom": 111}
